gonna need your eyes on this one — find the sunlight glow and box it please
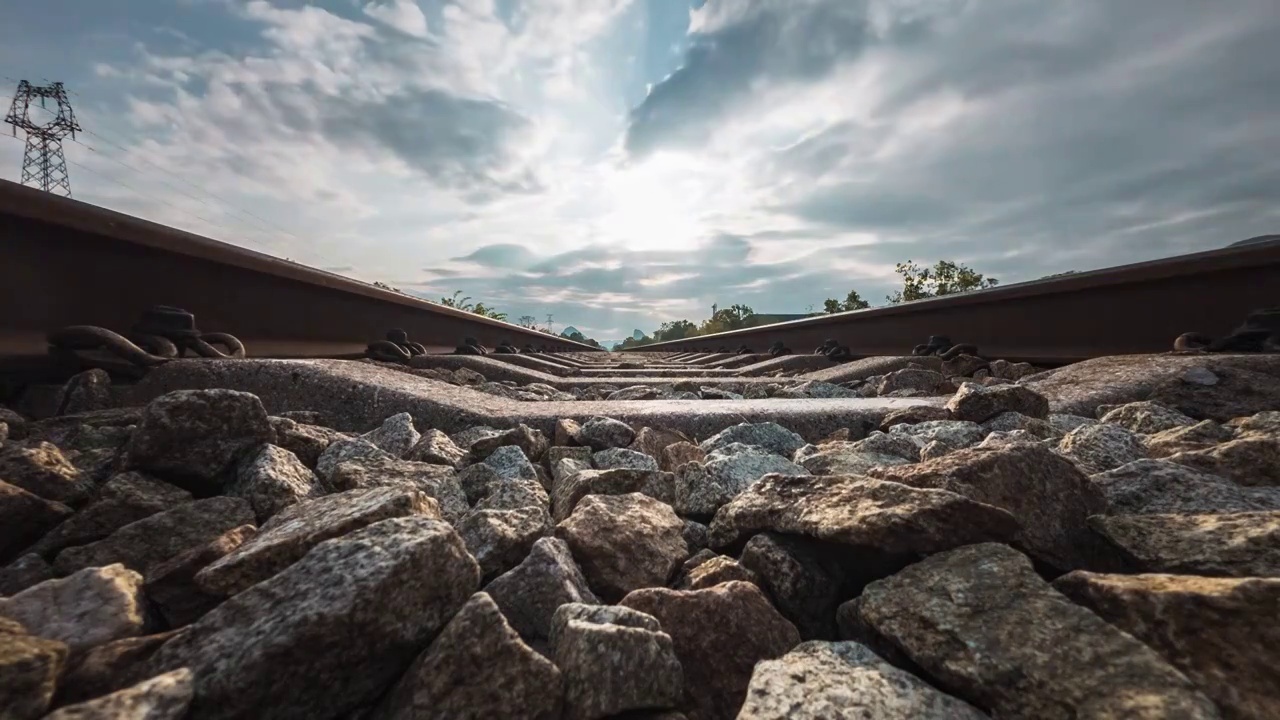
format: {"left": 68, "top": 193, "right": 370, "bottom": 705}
{"left": 600, "top": 153, "right": 706, "bottom": 252}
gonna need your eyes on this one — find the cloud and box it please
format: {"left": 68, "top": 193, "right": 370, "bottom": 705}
{"left": 3, "top": 0, "right": 1278, "bottom": 344}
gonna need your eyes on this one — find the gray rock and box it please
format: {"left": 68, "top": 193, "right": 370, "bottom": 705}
{"left": 196, "top": 487, "right": 438, "bottom": 596}
{"left": 887, "top": 420, "right": 983, "bottom": 454}
{"left": 547, "top": 445, "right": 593, "bottom": 472}
{"left": 269, "top": 417, "right": 343, "bottom": 469}
{"left": 700, "top": 422, "right": 805, "bottom": 459}
{"left": 577, "top": 416, "right": 636, "bottom": 451}
{"left": 1231, "top": 410, "right": 1280, "bottom": 436}
{"left": 869, "top": 442, "right": 1108, "bottom": 571}
{"left": 740, "top": 533, "right": 844, "bottom": 640}
{"left": 980, "top": 411, "right": 1063, "bottom": 440}
{"left": 123, "top": 389, "right": 274, "bottom": 495}
{"left": 53, "top": 496, "right": 254, "bottom": 577}
{"left": 794, "top": 443, "right": 911, "bottom": 475}
{"left": 738, "top": 641, "right": 989, "bottom": 720}
{"left": 849, "top": 432, "right": 923, "bottom": 462}
{"left": 482, "top": 444, "right": 539, "bottom": 482}
{"left": 314, "top": 437, "right": 392, "bottom": 487}
{"left": 1053, "top": 571, "right": 1280, "bottom": 720}
{"left": 1165, "top": 435, "right": 1280, "bottom": 487}
{"left": 0, "top": 564, "right": 145, "bottom": 653}
{"left": 370, "top": 592, "right": 562, "bottom": 720}
{"left": 0, "top": 553, "right": 54, "bottom": 596}
{"left": 593, "top": 447, "right": 660, "bottom": 471}
{"left": 1057, "top": 422, "right": 1148, "bottom": 474}
{"left": 1090, "top": 512, "right": 1280, "bottom": 577}
{"left": 54, "top": 630, "right": 183, "bottom": 707}
{"left": 661, "top": 441, "right": 707, "bottom": 472}
{"left": 404, "top": 428, "right": 467, "bottom": 468}
{"left": 555, "top": 493, "right": 688, "bottom": 601}
{"left": 700, "top": 387, "right": 744, "bottom": 400}
{"left": 0, "top": 441, "right": 90, "bottom": 505}
{"left": 1143, "top": 420, "right": 1234, "bottom": 458}
{"left": 853, "top": 543, "right": 1220, "bottom": 719}
{"left": 456, "top": 505, "right": 552, "bottom": 580}
{"left": 877, "top": 368, "right": 946, "bottom": 396}
{"left": 1092, "top": 459, "right": 1280, "bottom": 515}
{"left": 145, "top": 525, "right": 258, "bottom": 628}
{"left": 1049, "top": 413, "right": 1097, "bottom": 434}
{"left": 360, "top": 412, "right": 420, "bottom": 458}
{"left": 620, "top": 581, "right": 801, "bottom": 720}
{"left": 682, "top": 520, "right": 709, "bottom": 554}
{"left": 326, "top": 456, "right": 469, "bottom": 523}
{"left": 228, "top": 444, "right": 320, "bottom": 524}
{"left": 44, "top": 668, "right": 194, "bottom": 720}
{"left": 553, "top": 467, "right": 676, "bottom": 522}
{"left": 146, "top": 516, "right": 481, "bottom": 720}
{"left": 469, "top": 424, "right": 550, "bottom": 463}
{"left": 551, "top": 602, "right": 683, "bottom": 719}
{"left": 630, "top": 426, "right": 694, "bottom": 460}
{"left": 36, "top": 472, "right": 192, "bottom": 563}
{"left": 484, "top": 537, "right": 599, "bottom": 647}
{"left": 946, "top": 382, "right": 1050, "bottom": 423}
{"left": 451, "top": 425, "right": 501, "bottom": 451}
{"left": 674, "top": 447, "right": 809, "bottom": 516}
{"left": 976, "top": 430, "right": 1038, "bottom": 448}
{"left": 1097, "top": 401, "right": 1196, "bottom": 435}
{"left": 609, "top": 385, "right": 661, "bottom": 401}
{"left": 708, "top": 474, "right": 1019, "bottom": 554}
{"left": 675, "top": 553, "right": 757, "bottom": 591}
{"left": 1, "top": 480, "right": 73, "bottom": 562}
{"left": 472, "top": 478, "right": 550, "bottom": 514}
{"left": 0, "top": 617, "right": 68, "bottom": 720}
{"left": 458, "top": 463, "right": 506, "bottom": 505}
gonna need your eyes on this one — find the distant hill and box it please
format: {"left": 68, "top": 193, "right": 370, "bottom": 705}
{"left": 632, "top": 329, "right": 645, "bottom": 340}
{"left": 1230, "top": 234, "right": 1280, "bottom": 248}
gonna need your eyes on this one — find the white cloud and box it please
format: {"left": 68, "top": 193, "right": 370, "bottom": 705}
{"left": 2, "top": 0, "right": 1277, "bottom": 342}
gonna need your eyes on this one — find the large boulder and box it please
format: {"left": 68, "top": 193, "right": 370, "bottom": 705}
{"left": 0, "top": 564, "right": 145, "bottom": 653}
{"left": 483, "top": 537, "right": 599, "bottom": 649}
{"left": 52, "top": 496, "right": 254, "bottom": 576}
{"left": 550, "top": 603, "right": 683, "bottom": 720}
{"left": 555, "top": 493, "right": 687, "bottom": 601}
{"left": 852, "top": 543, "right": 1220, "bottom": 719}
{"left": 738, "top": 641, "right": 989, "bottom": 720}
{"left": 370, "top": 592, "right": 562, "bottom": 720}
{"left": 123, "top": 389, "right": 274, "bottom": 495}
{"left": 1090, "top": 512, "right": 1280, "bottom": 577}
{"left": 620, "top": 581, "right": 800, "bottom": 720}
{"left": 707, "top": 474, "right": 1019, "bottom": 554}
{"left": 145, "top": 517, "right": 481, "bottom": 720}
{"left": 1055, "top": 571, "right": 1280, "bottom": 720}
{"left": 195, "top": 487, "right": 438, "bottom": 596}
{"left": 869, "top": 443, "right": 1108, "bottom": 571}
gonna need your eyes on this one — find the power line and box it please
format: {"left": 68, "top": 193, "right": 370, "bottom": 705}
{"left": 4, "top": 80, "right": 80, "bottom": 195}
{"left": 19, "top": 99, "right": 300, "bottom": 246}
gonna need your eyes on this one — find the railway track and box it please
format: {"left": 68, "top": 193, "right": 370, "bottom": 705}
{"left": 2, "top": 179, "right": 1279, "bottom": 719}
{"left": 0, "top": 178, "right": 597, "bottom": 380}
{"left": 626, "top": 240, "right": 1280, "bottom": 363}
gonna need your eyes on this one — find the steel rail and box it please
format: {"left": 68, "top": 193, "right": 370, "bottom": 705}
{"left": 626, "top": 241, "right": 1280, "bottom": 363}
{"left": 0, "top": 178, "right": 597, "bottom": 370}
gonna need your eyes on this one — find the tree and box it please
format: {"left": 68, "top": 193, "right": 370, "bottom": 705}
{"left": 886, "top": 260, "right": 998, "bottom": 304}
{"left": 439, "top": 290, "right": 474, "bottom": 311}
{"left": 517, "top": 315, "right": 538, "bottom": 328}
{"left": 470, "top": 302, "right": 507, "bottom": 321}
{"left": 700, "top": 304, "right": 754, "bottom": 334}
{"left": 823, "top": 289, "right": 870, "bottom": 313}
{"left": 654, "top": 319, "right": 698, "bottom": 342}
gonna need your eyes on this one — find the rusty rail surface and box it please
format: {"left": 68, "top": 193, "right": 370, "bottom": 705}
{"left": 0, "top": 179, "right": 596, "bottom": 369}
{"left": 627, "top": 242, "right": 1280, "bottom": 363}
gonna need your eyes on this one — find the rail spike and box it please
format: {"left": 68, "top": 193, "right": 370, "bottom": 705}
{"left": 1174, "top": 307, "right": 1280, "bottom": 353}
{"left": 47, "top": 305, "right": 245, "bottom": 372}
{"left": 366, "top": 329, "right": 428, "bottom": 364}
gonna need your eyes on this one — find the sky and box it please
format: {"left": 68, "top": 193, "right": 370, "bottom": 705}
{"left": 3, "top": 0, "right": 1278, "bottom": 348}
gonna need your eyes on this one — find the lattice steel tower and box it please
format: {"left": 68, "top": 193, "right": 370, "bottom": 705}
{"left": 4, "top": 80, "right": 81, "bottom": 196}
